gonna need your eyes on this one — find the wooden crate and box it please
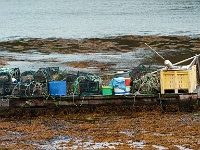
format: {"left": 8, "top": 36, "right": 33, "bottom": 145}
{"left": 160, "top": 65, "right": 197, "bottom": 94}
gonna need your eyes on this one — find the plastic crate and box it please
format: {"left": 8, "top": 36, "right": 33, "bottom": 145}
{"left": 49, "top": 81, "right": 67, "bottom": 96}
{"left": 160, "top": 65, "right": 197, "bottom": 94}
{"left": 102, "top": 86, "right": 113, "bottom": 96}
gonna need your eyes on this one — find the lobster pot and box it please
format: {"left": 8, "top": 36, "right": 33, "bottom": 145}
{"left": 21, "top": 71, "right": 35, "bottom": 83}
{"left": 0, "top": 72, "right": 12, "bottom": 84}
{"left": 0, "top": 83, "right": 13, "bottom": 96}
{"left": 19, "top": 83, "right": 35, "bottom": 97}
{"left": 49, "top": 81, "right": 67, "bottom": 96}
{"left": 66, "top": 74, "right": 78, "bottom": 95}
{"left": 34, "top": 69, "right": 49, "bottom": 83}
{"left": 46, "top": 67, "right": 59, "bottom": 75}
{"left": 79, "top": 81, "right": 99, "bottom": 95}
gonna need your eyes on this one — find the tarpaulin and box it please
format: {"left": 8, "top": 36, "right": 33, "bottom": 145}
{"left": 109, "top": 77, "right": 126, "bottom": 91}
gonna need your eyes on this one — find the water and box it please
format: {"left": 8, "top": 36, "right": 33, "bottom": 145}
{"left": 0, "top": 0, "right": 200, "bottom": 41}
{"left": 0, "top": 50, "right": 146, "bottom": 72}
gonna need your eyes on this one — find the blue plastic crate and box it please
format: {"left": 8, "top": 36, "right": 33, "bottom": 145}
{"left": 49, "top": 81, "right": 67, "bottom": 96}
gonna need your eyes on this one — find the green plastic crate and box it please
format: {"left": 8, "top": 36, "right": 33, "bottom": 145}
{"left": 102, "top": 86, "right": 113, "bottom": 96}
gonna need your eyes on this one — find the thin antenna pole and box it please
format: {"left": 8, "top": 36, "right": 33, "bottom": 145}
{"left": 145, "top": 43, "right": 165, "bottom": 61}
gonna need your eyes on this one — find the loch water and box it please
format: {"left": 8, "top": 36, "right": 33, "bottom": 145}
{"left": 0, "top": 0, "right": 200, "bottom": 41}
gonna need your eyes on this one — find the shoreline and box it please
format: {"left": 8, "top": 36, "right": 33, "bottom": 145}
{"left": 0, "top": 35, "right": 200, "bottom": 53}
{"left": 0, "top": 35, "right": 199, "bottom": 73}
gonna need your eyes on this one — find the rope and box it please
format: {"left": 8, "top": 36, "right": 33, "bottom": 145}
{"left": 132, "top": 72, "right": 160, "bottom": 94}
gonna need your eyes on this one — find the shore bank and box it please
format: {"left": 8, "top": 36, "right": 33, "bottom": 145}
{"left": 0, "top": 35, "right": 200, "bottom": 53}
{"left": 0, "top": 35, "right": 199, "bottom": 73}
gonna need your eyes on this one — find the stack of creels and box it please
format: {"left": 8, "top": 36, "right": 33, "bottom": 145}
{"left": 132, "top": 72, "right": 160, "bottom": 94}
{"left": 10, "top": 68, "right": 20, "bottom": 81}
{"left": 20, "top": 71, "right": 35, "bottom": 83}
{"left": 46, "top": 67, "right": 59, "bottom": 75}
{"left": 66, "top": 73, "right": 78, "bottom": 95}
{"left": 34, "top": 68, "right": 50, "bottom": 83}
{"left": 0, "top": 67, "right": 20, "bottom": 82}
{"left": 52, "top": 69, "right": 68, "bottom": 81}
{"left": 0, "top": 72, "right": 12, "bottom": 96}
{"left": 35, "top": 67, "right": 68, "bottom": 82}
{"left": 130, "top": 64, "right": 157, "bottom": 81}
{"left": 130, "top": 64, "right": 159, "bottom": 94}
{"left": 0, "top": 72, "right": 12, "bottom": 84}
{"left": 72, "top": 73, "right": 102, "bottom": 95}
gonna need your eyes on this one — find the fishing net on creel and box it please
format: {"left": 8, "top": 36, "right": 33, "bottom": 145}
{"left": 0, "top": 70, "right": 12, "bottom": 96}
{"left": 130, "top": 64, "right": 160, "bottom": 94}
{"left": 0, "top": 72, "right": 11, "bottom": 83}
{"left": 65, "top": 73, "right": 78, "bottom": 95}
{"left": 51, "top": 69, "right": 69, "bottom": 81}
{"left": 32, "top": 67, "right": 67, "bottom": 82}
{"left": 20, "top": 71, "right": 35, "bottom": 83}
{"left": 0, "top": 68, "right": 20, "bottom": 83}
{"left": 33, "top": 68, "right": 51, "bottom": 83}
{"left": 71, "top": 73, "right": 102, "bottom": 95}
{"left": 0, "top": 68, "right": 20, "bottom": 96}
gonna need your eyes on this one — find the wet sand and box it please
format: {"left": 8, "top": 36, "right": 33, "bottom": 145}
{"left": 0, "top": 35, "right": 200, "bottom": 149}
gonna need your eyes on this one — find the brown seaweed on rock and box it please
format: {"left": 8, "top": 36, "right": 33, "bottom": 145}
{"left": 0, "top": 35, "right": 199, "bottom": 54}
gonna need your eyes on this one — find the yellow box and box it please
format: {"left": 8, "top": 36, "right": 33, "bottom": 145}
{"left": 160, "top": 65, "right": 197, "bottom": 94}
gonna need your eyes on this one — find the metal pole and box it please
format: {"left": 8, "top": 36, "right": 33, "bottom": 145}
{"left": 173, "top": 54, "right": 200, "bottom": 66}
{"left": 145, "top": 43, "right": 165, "bottom": 61}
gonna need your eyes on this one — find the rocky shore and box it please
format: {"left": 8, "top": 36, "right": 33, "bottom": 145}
{"left": 0, "top": 35, "right": 199, "bottom": 73}
{"left": 0, "top": 35, "right": 200, "bottom": 54}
